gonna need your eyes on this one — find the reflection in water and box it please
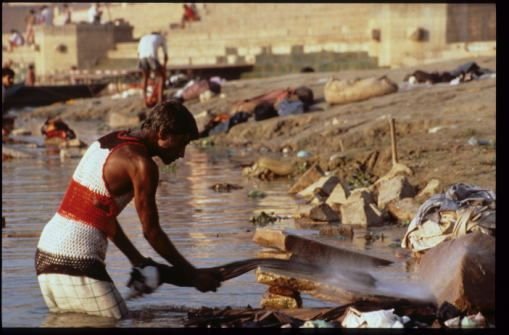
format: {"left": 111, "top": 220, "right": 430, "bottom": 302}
{"left": 41, "top": 312, "right": 118, "bottom": 328}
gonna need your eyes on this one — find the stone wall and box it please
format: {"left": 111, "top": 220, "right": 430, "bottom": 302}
{"left": 75, "top": 24, "right": 115, "bottom": 69}
{"left": 2, "top": 4, "right": 42, "bottom": 33}
{"left": 446, "top": 4, "right": 496, "bottom": 43}
{"left": 3, "top": 3, "right": 496, "bottom": 77}
{"left": 373, "top": 4, "right": 449, "bottom": 68}
{"left": 3, "top": 22, "right": 134, "bottom": 76}
{"left": 370, "top": 3, "right": 495, "bottom": 68}
{"left": 35, "top": 25, "right": 78, "bottom": 76}
{"left": 245, "top": 50, "right": 379, "bottom": 79}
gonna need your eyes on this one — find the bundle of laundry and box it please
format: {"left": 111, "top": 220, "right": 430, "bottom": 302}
{"left": 401, "top": 183, "right": 495, "bottom": 252}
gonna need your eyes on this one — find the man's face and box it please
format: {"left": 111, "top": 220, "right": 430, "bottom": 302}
{"left": 156, "top": 133, "right": 191, "bottom": 165}
{"left": 3, "top": 74, "right": 14, "bottom": 88}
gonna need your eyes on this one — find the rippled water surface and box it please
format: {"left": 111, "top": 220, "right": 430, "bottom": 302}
{"left": 3, "top": 117, "right": 417, "bottom": 328}
{"left": 3, "top": 118, "right": 335, "bottom": 327}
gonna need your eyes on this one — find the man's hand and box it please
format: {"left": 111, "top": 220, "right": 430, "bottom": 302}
{"left": 192, "top": 268, "right": 222, "bottom": 293}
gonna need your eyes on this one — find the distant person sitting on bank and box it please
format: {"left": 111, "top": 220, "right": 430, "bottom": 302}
{"left": 88, "top": 3, "right": 103, "bottom": 24}
{"left": 25, "top": 64, "right": 36, "bottom": 86}
{"left": 137, "top": 32, "right": 168, "bottom": 107}
{"left": 181, "top": 3, "right": 200, "bottom": 28}
{"left": 62, "top": 4, "right": 72, "bottom": 24}
{"left": 8, "top": 29, "right": 25, "bottom": 52}
{"left": 24, "top": 9, "right": 37, "bottom": 46}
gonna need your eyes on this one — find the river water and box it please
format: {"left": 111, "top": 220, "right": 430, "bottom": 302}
{"left": 2, "top": 117, "right": 418, "bottom": 328}
{"left": 2, "top": 118, "right": 331, "bottom": 327}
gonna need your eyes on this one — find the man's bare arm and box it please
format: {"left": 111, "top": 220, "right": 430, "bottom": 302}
{"left": 129, "top": 155, "right": 195, "bottom": 272}
{"left": 108, "top": 219, "right": 146, "bottom": 267}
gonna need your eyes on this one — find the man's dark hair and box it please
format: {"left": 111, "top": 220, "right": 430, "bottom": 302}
{"left": 2, "top": 67, "right": 15, "bottom": 78}
{"left": 141, "top": 100, "right": 198, "bottom": 140}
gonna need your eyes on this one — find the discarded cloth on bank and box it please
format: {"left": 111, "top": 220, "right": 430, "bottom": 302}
{"left": 401, "top": 183, "right": 495, "bottom": 252}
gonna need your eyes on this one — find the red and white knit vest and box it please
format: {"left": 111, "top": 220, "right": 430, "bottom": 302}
{"left": 37, "top": 131, "right": 145, "bottom": 263}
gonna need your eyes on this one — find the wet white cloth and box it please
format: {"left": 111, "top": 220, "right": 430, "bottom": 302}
{"left": 126, "top": 264, "right": 161, "bottom": 300}
{"left": 38, "top": 273, "right": 128, "bottom": 319}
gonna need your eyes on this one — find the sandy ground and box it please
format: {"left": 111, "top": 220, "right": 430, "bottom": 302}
{"left": 28, "top": 55, "right": 496, "bottom": 191}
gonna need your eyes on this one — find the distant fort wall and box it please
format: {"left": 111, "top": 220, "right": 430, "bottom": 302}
{"left": 2, "top": 3, "right": 495, "bottom": 78}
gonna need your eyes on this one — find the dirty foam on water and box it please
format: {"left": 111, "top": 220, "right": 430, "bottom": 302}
{"left": 2, "top": 118, "right": 420, "bottom": 327}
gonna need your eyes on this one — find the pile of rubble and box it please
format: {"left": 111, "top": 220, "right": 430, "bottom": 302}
{"left": 240, "top": 159, "right": 496, "bottom": 328}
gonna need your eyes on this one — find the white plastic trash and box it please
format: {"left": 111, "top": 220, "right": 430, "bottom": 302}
{"left": 341, "top": 307, "right": 407, "bottom": 328}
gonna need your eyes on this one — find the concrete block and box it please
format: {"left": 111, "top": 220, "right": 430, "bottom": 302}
{"left": 288, "top": 164, "right": 324, "bottom": 194}
{"left": 376, "top": 175, "right": 416, "bottom": 209}
{"left": 297, "top": 176, "right": 340, "bottom": 199}
{"left": 386, "top": 197, "right": 420, "bottom": 222}
{"left": 325, "top": 182, "right": 351, "bottom": 207}
{"left": 309, "top": 203, "right": 340, "bottom": 222}
{"left": 415, "top": 179, "right": 442, "bottom": 203}
{"left": 340, "top": 189, "right": 383, "bottom": 226}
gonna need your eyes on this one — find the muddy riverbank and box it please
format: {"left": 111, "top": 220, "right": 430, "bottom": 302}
{"left": 4, "top": 56, "right": 495, "bottom": 328}
{"left": 26, "top": 56, "right": 496, "bottom": 192}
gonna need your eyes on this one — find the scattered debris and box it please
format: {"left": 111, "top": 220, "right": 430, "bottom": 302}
{"left": 247, "top": 190, "right": 267, "bottom": 198}
{"left": 341, "top": 307, "right": 408, "bottom": 328}
{"left": 296, "top": 150, "right": 311, "bottom": 158}
{"left": 319, "top": 225, "right": 354, "bottom": 239}
{"left": 401, "top": 183, "right": 495, "bottom": 252}
{"left": 210, "top": 183, "right": 243, "bottom": 192}
{"left": 250, "top": 212, "right": 282, "bottom": 226}
{"left": 467, "top": 137, "right": 493, "bottom": 146}
{"left": 243, "top": 157, "right": 295, "bottom": 180}
{"left": 288, "top": 164, "right": 324, "bottom": 194}
{"left": 300, "top": 320, "right": 335, "bottom": 328}
{"left": 260, "top": 286, "right": 302, "bottom": 309}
